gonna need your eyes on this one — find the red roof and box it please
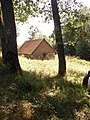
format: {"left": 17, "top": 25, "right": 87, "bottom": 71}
{"left": 19, "top": 39, "right": 43, "bottom": 54}
{"left": 19, "top": 39, "right": 56, "bottom": 55}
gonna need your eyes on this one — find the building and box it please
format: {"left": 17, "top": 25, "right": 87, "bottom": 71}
{"left": 18, "top": 38, "right": 56, "bottom": 60}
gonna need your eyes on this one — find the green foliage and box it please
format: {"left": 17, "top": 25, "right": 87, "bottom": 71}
{"left": 0, "top": 56, "right": 90, "bottom": 119}
{"left": 76, "top": 40, "right": 90, "bottom": 61}
{"left": 64, "top": 44, "right": 76, "bottom": 56}
{"left": 63, "top": 6, "right": 90, "bottom": 59}
{"left": 13, "top": 0, "right": 43, "bottom": 22}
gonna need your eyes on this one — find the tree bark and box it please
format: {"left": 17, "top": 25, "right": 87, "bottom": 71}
{"left": 0, "top": 17, "right": 7, "bottom": 63}
{"left": 1, "top": 0, "right": 21, "bottom": 73}
{"left": 51, "top": 0, "right": 66, "bottom": 76}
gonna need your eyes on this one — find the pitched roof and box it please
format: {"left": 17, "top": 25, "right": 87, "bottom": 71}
{"left": 19, "top": 39, "right": 44, "bottom": 54}
{"left": 19, "top": 38, "right": 56, "bottom": 55}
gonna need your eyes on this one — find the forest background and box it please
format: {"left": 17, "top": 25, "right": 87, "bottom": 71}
{"left": 0, "top": 0, "right": 90, "bottom": 119}
{"left": 16, "top": 0, "right": 90, "bottom": 61}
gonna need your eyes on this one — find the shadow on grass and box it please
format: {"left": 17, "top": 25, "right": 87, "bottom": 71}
{"left": 0, "top": 58, "right": 90, "bottom": 120}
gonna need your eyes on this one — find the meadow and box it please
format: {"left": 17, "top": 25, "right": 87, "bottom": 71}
{"left": 0, "top": 55, "right": 90, "bottom": 120}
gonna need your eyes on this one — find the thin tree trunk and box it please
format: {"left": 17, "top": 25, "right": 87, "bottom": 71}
{"left": 51, "top": 0, "right": 66, "bottom": 76}
{"left": 1, "top": 0, "right": 21, "bottom": 73}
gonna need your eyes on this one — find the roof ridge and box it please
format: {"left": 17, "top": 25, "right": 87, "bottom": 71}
{"left": 27, "top": 38, "right": 43, "bottom": 41}
{"left": 31, "top": 39, "right": 43, "bottom": 54}
{"left": 19, "top": 38, "right": 56, "bottom": 55}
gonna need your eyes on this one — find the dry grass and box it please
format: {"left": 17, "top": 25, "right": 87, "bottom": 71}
{"left": 19, "top": 55, "right": 58, "bottom": 76}
{"left": 0, "top": 55, "right": 90, "bottom": 120}
{"left": 19, "top": 55, "right": 90, "bottom": 79}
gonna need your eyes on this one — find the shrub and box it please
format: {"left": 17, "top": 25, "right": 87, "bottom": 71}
{"left": 76, "top": 40, "right": 90, "bottom": 61}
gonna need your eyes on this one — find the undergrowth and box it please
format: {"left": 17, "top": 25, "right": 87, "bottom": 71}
{"left": 0, "top": 55, "right": 90, "bottom": 120}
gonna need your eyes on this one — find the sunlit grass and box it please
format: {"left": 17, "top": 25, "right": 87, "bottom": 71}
{"left": 19, "top": 55, "right": 58, "bottom": 77}
{"left": 65, "top": 56, "right": 90, "bottom": 85}
{"left": 0, "top": 54, "right": 90, "bottom": 120}
{"left": 19, "top": 55, "right": 90, "bottom": 80}
{"left": 66, "top": 56, "right": 90, "bottom": 73}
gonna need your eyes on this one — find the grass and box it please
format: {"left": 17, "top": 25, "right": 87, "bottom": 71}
{"left": 0, "top": 55, "right": 90, "bottom": 120}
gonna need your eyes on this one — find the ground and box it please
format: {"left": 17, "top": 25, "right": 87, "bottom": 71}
{"left": 0, "top": 55, "right": 90, "bottom": 120}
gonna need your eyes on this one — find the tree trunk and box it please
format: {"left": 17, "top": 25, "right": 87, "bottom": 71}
{"left": 1, "top": 0, "right": 21, "bottom": 73}
{"left": 0, "top": 18, "right": 6, "bottom": 63}
{"left": 51, "top": 0, "right": 66, "bottom": 76}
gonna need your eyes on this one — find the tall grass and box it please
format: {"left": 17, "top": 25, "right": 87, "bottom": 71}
{"left": 19, "top": 55, "right": 90, "bottom": 76}
{"left": 0, "top": 55, "right": 90, "bottom": 120}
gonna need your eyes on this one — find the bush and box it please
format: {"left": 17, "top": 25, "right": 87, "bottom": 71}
{"left": 64, "top": 44, "right": 76, "bottom": 56}
{"left": 76, "top": 40, "right": 90, "bottom": 61}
